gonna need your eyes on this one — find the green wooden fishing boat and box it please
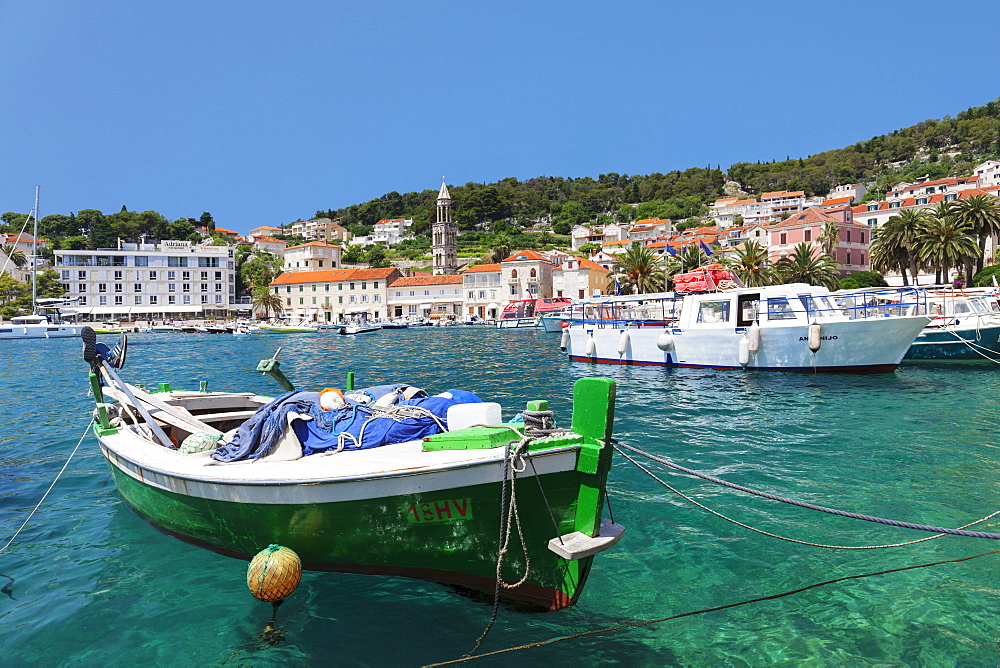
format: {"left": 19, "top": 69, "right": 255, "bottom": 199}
{"left": 81, "top": 328, "right": 623, "bottom": 610}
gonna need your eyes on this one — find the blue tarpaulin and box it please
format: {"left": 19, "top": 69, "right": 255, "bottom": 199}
{"left": 211, "top": 384, "right": 483, "bottom": 461}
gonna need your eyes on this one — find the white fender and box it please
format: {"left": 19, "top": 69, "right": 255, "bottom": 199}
{"left": 560, "top": 328, "right": 570, "bottom": 351}
{"left": 617, "top": 330, "right": 630, "bottom": 357}
{"left": 656, "top": 330, "right": 674, "bottom": 351}
{"left": 807, "top": 323, "right": 822, "bottom": 352}
{"left": 747, "top": 323, "right": 761, "bottom": 352}
{"left": 738, "top": 337, "right": 750, "bottom": 366}
{"left": 585, "top": 333, "right": 597, "bottom": 357}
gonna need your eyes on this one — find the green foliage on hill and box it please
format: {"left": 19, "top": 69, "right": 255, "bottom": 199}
{"left": 315, "top": 168, "right": 728, "bottom": 235}
{"left": 727, "top": 97, "right": 1000, "bottom": 200}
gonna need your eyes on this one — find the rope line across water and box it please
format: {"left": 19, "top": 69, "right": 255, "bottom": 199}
{"left": 424, "top": 549, "right": 1000, "bottom": 666}
{"left": 613, "top": 444, "right": 1000, "bottom": 550}
{"left": 0, "top": 417, "right": 95, "bottom": 554}
{"left": 613, "top": 439, "right": 1000, "bottom": 540}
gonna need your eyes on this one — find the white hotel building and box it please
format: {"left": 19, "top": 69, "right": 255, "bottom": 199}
{"left": 53, "top": 240, "right": 237, "bottom": 320}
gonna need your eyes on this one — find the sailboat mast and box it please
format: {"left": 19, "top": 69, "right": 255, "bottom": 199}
{"left": 31, "top": 185, "right": 39, "bottom": 314}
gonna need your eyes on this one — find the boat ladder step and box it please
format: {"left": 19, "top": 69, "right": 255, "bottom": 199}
{"left": 547, "top": 518, "right": 625, "bottom": 560}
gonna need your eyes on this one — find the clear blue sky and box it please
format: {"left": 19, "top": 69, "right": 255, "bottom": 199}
{"left": 2, "top": 0, "right": 998, "bottom": 235}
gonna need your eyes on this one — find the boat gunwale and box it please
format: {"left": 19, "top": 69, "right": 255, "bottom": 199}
{"left": 97, "top": 431, "right": 583, "bottom": 488}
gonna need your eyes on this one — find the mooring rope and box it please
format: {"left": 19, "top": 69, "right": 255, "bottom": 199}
{"left": 0, "top": 417, "right": 95, "bottom": 554}
{"left": 614, "top": 444, "right": 1000, "bottom": 549}
{"left": 613, "top": 439, "right": 1000, "bottom": 540}
{"left": 424, "top": 548, "right": 1000, "bottom": 666}
{"left": 945, "top": 328, "right": 1000, "bottom": 363}
{"left": 467, "top": 439, "right": 532, "bottom": 654}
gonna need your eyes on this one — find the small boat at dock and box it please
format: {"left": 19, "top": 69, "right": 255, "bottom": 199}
{"left": 80, "top": 328, "right": 623, "bottom": 610}
{"left": 338, "top": 323, "right": 381, "bottom": 335}
{"left": 259, "top": 321, "right": 320, "bottom": 333}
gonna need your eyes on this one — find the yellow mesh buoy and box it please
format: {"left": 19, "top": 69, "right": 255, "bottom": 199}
{"left": 247, "top": 544, "right": 302, "bottom": 602}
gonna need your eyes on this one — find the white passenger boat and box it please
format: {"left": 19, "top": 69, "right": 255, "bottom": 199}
{"left": 562, "top": 269, "right": 932, "bottom": 373}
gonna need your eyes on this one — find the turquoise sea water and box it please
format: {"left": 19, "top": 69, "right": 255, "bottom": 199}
{"left": 2, "top": 328, "right": 1000, "bottom": 666}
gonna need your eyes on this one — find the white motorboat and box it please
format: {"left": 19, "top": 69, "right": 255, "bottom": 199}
{"left": 562, "top": 269, "right": 931, "bottom": 373}
{"left": 259, "top": 321, "right": 320, "bottom": 333}
{"left": 0, "top": 309, "right": 84, "bottom": 340}
{"left": 339, "top": 323, "right": 381, "bottom": 335}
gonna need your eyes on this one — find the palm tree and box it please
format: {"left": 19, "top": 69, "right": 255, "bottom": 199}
{"left": 252, "top": 287, "right": 285, "bottom": 319}
{"left": 489, "top": 234, "right": 513, "bottom": 263}
{"left": 1, "top": 244, "right": 27, "bottom": 268}
{"left": 774, "top": 242, "right": 840, "bottom": 288}
{"left": 608, "top": 242, "right": 663, "bottom": 294}
{"left": 675, "top": 244, "right": 709, "bottom": 273}
{"left": 922, "top": 201, "right": 957, "bottom": 283}
{"left": 869, "top": 230, "right": 911, "bottom": 285}
{"left": 914, "top": 216, "right": 980, "bottom": 286}
{"left": 819, "top": 221, "right": 840, "bottom": 257}
{"left": 722, "top": 240, "right": 777, "bottom": 287}
{"left": 950, "top": 194, "right": 1000, "bottom": 280}
{"left": 871, "top": 209, "right": 928, "bottom": 285}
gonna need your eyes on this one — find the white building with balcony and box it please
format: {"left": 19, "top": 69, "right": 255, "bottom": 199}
{"left": 53, "top": 240, "right": 236, "bottom": 319}
{"left": 388, "top": 274, "right": 464, "bottom": 319}
{"left": 460, "top": 263, "right": 502, "bottom": 319}
{"left": 371, "top": 218, "right": 413, "bottom": 247}
{"left": 283, "top": 241, "right": 342, "bottom": 272}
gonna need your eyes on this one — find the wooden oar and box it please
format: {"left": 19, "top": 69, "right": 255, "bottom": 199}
{"left": 98, "top": 364, "right": 176, "bottom": 447}
{"left": 121, "top": 381, "right": 224, "bottom": 438}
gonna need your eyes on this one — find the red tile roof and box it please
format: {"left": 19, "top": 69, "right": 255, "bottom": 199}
{"left": 270, "top": 267, "right": 399, "bottom": 285}
{"left": 389, "top": 274, "right": 463, "bottom": 287}
{"left": 462, "top": 263, "right": 501, "bottom": 273}
{"left": 501, "top": 249, "right": 552, "bottom": 263}
{"left": 351, "top": 267, "right": 401, "bottom": 280}
{"left": 559, "top": 257, "right": 607, "bottom": 272}
{"left": 286, "top": 241, "right": 339, "bottom": 250}
{"left": 271, "top": 269, "right": 355, "bottom": 285}
{"left": 773, "top": 207, "right": 866, "bottom": 228}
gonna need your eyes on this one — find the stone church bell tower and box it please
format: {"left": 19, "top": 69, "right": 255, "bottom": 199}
{"left": 432, "top": 178, "right": 457, "bottom": 275}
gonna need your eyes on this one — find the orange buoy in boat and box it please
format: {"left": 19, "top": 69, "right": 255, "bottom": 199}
{"left": 247, "top": 544, "right": 302, "bottom": 602}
